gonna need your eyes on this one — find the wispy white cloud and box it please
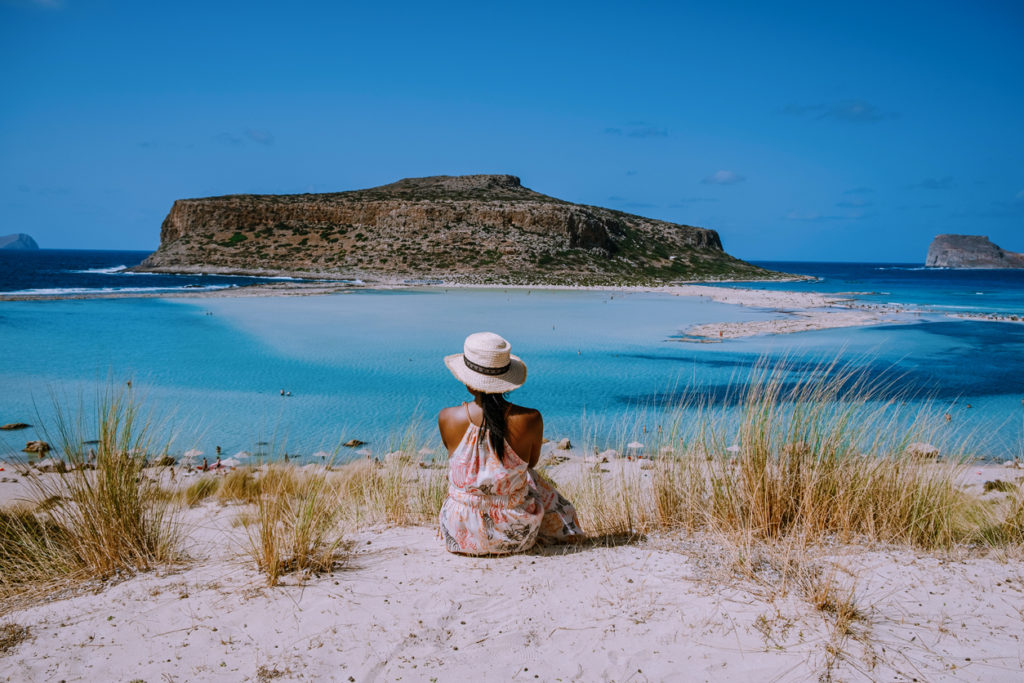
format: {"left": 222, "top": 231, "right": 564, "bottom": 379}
{"left": 785, "top": 209, "right": 872, "bottom": 222}
{"left": 214, "top": 129, "right": 274, "bottom": 146}
{"left": 783, "top": 100, "right": 897, "bottom": 123}
{"left": 784, "top": 210, "right": 833, "bottom": 222}
{"left": 916, "top": 176, "right": 955, "bottom": 190}
{"left": 671, "top": 197, "right": 718, "bottom": 205}
{"left": 603, "top": 123, "right": 668, "bottom": 138}
{"left": 701, "top": 170, "right": 745, "bottom": 185}
{"left": 2, "top": 0, "right": 64, "bottom": 8}
{"left": 245, "top": 129, "right": 274, "bottom": 145}
{"left": 835, "top": 198, "right": 871, "bottom": 208}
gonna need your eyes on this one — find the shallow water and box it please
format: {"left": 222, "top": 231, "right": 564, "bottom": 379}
{"left": 1, "top": 286, "right": 1021, "bottom": 460}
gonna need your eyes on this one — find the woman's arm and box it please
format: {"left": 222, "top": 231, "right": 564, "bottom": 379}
{"left": 525, "top": 410, "right": 544, "bottom": 469}
{"left": 437, "top": 406, "right": 461, "bottom": 454}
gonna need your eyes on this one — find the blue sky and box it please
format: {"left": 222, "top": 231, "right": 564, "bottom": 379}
{"left": 1, "top": 0, "right": 1022, "bottom": 261}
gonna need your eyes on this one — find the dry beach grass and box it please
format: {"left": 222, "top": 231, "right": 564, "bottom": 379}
{"left": 1, "top": 369, "right": 1023, "bottom": 680}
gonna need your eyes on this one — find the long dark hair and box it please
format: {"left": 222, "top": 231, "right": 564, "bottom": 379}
{"left": 476, "top": 391, "right": 510, "bottom": 462}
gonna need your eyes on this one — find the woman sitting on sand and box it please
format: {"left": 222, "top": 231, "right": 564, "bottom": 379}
{"left": 438, "top": 332, "right": 584, "bottom": 555}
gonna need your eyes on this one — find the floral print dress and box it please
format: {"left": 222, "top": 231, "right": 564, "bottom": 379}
{"left": 439, "top": 419, "right": 584, "bottom": 555}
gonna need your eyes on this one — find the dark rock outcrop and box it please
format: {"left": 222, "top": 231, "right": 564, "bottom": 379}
{"left": 0, "top": 233, "right": 39, "bottom": 250}
{"left": 136, "top": 175, "right": 778, "bottom": 284}
{"left": 926, "top": 234, "right": 1024, "bottom": 269}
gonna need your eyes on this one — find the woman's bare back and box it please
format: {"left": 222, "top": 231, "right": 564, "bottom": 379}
{"left": 438, "top": 401, "right": 543, "bottom": 468}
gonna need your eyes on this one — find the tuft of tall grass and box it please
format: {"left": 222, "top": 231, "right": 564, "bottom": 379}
{"left": 330, "top": 453, "right": 448, "bottom": 526}
{"left": 560, "top": 464, "right": 654, "bottom": 538}
{"left": 180, "top": 477, "right": 218, "bottom": 506}
{"left": 976, "top": 493, "right": 1024, "bottom": 547}
{"left": 215, "top": 468, "right": 260, "bottom": 504}
{"left": 0, "top": 388, "right": 180, "bottom": 607}
{"left": 648, "top": 358, "right": 988, "bottom": 549}
{"left": 246, "top": 464, "right": 345, "bottom": 585}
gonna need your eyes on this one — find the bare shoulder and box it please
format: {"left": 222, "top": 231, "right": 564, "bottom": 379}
{"left": 437, "top": 404, "right": 464, "bottom": 423}
{"left": 438, "top": 404, "right": 469, "bottom": 451}
{"left": 507, "top": 404, "right": 542, "bottom": 431}
{"left": 437, "top": 404, "right": 468, "bottom": 433}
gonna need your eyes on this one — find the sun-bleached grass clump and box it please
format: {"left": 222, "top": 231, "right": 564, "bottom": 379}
{"left": 329, "top": 455, "right": 447, "bottom": 527}
{"left": 215, "top": 467, "right": 260, "bottom": 504}
{"left": 646, "top": 358, "right": 988, "bottom": 550}
{"left": 558, "top": 465, "right": 655, "bottom": 539}
{"left": 180, "top": 476, "right": 218, "bottom": 506}
{"left": 0, "top": 388, "right": 181, "bottom": 606}
{"left": 246, "top": 464, "right": 345, "bottom": 586}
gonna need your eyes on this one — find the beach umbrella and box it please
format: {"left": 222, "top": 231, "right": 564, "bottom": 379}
{"left": 626, "top": 441, "right": 644, "bottom": 451}
{"left": 219, "top": 458, "right": 240, "bottom": 468}
{"left": 418, "top": 447, "right": 434, "bottom": 456}
{"left": 726, "top": 445, "right": 741, "bottom": 454}
{"left": 356, "top": 448, "right": 372, "bottom": 457}
{"left": 232, "top": 451, "right": 251, "bottom": 460}
{"left": 312, "top": 450, "right": 331, "bottom": 459}
{"left": 181, "top": 449, "right": 203, "bottom": 466}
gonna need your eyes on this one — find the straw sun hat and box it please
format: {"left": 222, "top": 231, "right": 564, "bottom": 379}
{"left": 444, "top": 331, "right": 527, "bottom": 394}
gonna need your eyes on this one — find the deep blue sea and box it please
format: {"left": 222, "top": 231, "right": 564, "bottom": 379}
{"left": 0, "top": 249, "right": 317, "bottom": 296}
{"left": 1, "top": 250, "right": 1022, "bottom": 460}
{"left": 724, "top": 261, "right": 1024, "bottom": 315}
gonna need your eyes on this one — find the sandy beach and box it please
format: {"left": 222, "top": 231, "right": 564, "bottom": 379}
{"left": 2, "top": 456, "right": 1023, "bottom": 682}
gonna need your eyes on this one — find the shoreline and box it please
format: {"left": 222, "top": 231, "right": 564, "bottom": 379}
{"left": 2, "top": 276, "right": 1021, "bottom": 343}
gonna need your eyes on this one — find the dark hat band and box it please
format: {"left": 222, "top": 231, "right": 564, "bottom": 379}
{"left": 464, "top": 356, "right": 511, "bottom": 376}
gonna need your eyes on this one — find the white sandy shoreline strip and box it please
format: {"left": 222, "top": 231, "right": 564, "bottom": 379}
{"left": 2, "top": 277, "right": 1021, "bottom": 340}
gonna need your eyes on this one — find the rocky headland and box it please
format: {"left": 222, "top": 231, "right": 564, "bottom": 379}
{"left": 925, "top": 234, "right": 1024, "bottom": 269}
{"left": 0, "top": 233, "right": 39, "bottom": 250}
{"left": 135, "top": 175, "right": 781, "bottom": 285}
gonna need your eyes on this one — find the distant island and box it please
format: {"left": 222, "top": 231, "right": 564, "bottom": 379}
{"left": 926, "top": 234, "right": 1024, "bottom": 269}
{"left": 135, "top": 174, "right": 784, "bottom": 285}
{"left": 0, "top": 233, "right": 39, "bottom": 250}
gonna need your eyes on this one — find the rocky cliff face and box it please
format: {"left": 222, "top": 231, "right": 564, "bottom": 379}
{"left": 0, "top": 233, "right": 39, "bottom": 250}
{"left": 925, "top": 234, "right": 1024, "bottom": 269}
{"left": 137, "top": 175, "right": 773, "bottom": 284}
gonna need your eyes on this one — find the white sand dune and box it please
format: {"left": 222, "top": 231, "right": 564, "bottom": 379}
{"left": 1, "top": 482, "right": 1022, "bottom": 681}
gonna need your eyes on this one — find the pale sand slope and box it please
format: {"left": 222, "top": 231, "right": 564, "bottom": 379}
{"left": 1, "top": 495, "right": 1023, "bottom": 682}
{"left": 661, "top": 285, "right": 906, "bottom": 339}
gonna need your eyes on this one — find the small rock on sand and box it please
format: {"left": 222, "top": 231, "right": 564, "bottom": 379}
{"left": 33, "top": 457, "right": 66, "bottom": 473}
{"left": 905, "top": 442, "right": 939, "bottom": 459}
{"left": 23, "top": 440, "right": 50, "bottom": 453}
{"left": 385, "top": 451, "right": 412, "bottom": 465}
{"left": 556, "top": 438, "right": 572, "bottom": 450}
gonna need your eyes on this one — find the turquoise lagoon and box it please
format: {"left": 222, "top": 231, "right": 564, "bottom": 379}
{"left": 1, "top": 287, "right": 1022, "bottom": 460}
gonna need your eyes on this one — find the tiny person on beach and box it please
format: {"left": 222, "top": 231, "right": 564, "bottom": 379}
{"left": 438, "top": 332, "right": 584, "bottom": 555}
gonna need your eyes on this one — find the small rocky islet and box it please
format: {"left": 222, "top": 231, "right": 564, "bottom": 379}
{"left": 926, "top": 233, "right": 1024, "bottom": 269}
{"left": 134, "top": 174, "right": 787, "bottom": 285}
{"left": 0, "top": 233, "right": 39, "bottom": 250}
